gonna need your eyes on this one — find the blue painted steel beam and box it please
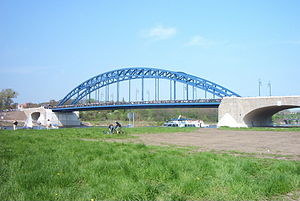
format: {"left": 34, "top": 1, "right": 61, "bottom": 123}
{"left": 58, "top": 67, "right": 240, "bottom": 106}
{"left": 52, "top": 102, "right": 220, "bottom": 112}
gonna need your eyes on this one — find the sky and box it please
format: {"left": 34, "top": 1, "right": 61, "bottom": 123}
{"left": 0, "top": 0, "right": 300, "bottom": 103}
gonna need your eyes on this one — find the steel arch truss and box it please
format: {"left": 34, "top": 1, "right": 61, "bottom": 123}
{"left": 58, "top": 67, "right": 240, "bottom": 105}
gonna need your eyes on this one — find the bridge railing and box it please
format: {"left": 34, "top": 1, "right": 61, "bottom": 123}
{"left": 48, "top": 99, "right": 222, "bottom": 109}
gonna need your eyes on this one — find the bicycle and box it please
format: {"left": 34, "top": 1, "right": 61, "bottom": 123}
{"left": 115, "top": 127, "right": 125, "bottom": 134}
{"left": 103, "top": 127, "right": 126, "bottom": 135}
{"left": 103, "top": 129, "right": 111, "bottom": 135}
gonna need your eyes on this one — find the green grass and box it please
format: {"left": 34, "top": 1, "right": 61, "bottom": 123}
{"left": 125, "top": 126, "right": 198, "bottom": 134}
{"left": 220, "top": 126, "right": 300, "bottom": 132}
{"left": 0, "top": 128, "right": 300, "bottom": 200}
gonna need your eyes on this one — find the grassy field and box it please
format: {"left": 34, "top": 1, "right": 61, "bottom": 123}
{"left": 1, "top": 127, "right": 300, "bottom": 200}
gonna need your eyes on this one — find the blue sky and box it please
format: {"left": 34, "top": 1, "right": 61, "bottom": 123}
{"left": 0, "top": 0, "right": 299, "bottom": 103}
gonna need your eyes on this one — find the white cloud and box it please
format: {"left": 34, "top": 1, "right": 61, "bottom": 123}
{"left": 186, "top": 35, "right": 221, "bottom": 47}
{"left": 142, "top": 25, "right": 177, "bottom": 40}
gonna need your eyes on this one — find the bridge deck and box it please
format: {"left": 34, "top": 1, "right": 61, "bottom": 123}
{"left": 51, "top": 99, "right": 221, "bottom": 112}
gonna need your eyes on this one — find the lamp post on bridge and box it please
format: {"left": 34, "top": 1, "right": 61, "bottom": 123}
{"left": 268, "top": 81, "right": 272, "bottom": 96}
{"left": 258, "top": 79, "right": 262, "bottom": 96}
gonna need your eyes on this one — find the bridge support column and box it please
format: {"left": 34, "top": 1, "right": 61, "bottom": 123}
{"left": 117, "top": 81, "right": 119, "bottom": 103}
{"left": 129, "top": 80, "right": 131, "bottom": 102}
{"left": 173, "top": 80, "right": 176, "bottom": 100}
{"left": 157, "top": 79, "right": 159, "bottom": 100}
{"left": 186, "top": 84, "right": 189, "bottom": 100}
{"left": 105, "top": 85, "right": 109, "bottom": 102}
{"left": 88, "top": 88, "right": 91, "bottom": 103}
{"left": 218, "top": 96, "right": 300, "bottom": 127}
{"left": 155, "top": 78, "right": 160, "bottom": 101}
{"left": 96, "top": 88, "right": 99, "bottom": 103}
{"left": 193, "top": 86, "right": 194, "bottom": 100}
{"left": 170, "top": 80, "right": 172, "bottom": 100}
{"left": 142, "top": 78, "right": 144, "bottom": 102}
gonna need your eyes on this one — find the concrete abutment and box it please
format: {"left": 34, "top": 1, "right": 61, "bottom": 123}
{"left": 22, "top": 107, "right": 80, "bottom": 127}
{"left": 217, "top": 96, "right": 300, "bottom": 127}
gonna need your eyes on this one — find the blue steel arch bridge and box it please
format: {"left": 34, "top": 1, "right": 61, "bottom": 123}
{"left": 51, "top": 67, "right": 240, "bottom": 112}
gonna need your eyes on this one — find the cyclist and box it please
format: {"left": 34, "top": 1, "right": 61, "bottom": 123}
{"left": 108, "top": 124, "right": 114, "bottom": 134}
{"left": 115, "top": 121, "right": 122, "bottom": 133}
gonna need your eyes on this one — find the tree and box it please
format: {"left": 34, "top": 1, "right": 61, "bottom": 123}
{"left": 0, "top": 89, "right": 18, "bottom": 110}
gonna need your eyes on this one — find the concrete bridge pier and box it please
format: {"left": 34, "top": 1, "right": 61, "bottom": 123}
{"left": 21, "top": 107, "right": 80, "bottom": 127}
{"left": 217, "top": 96, "right": 300, "bottom": 127}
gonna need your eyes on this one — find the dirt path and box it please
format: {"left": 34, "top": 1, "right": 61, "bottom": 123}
{"left": 103, "top": 128, "right": 300, "bottom": 160}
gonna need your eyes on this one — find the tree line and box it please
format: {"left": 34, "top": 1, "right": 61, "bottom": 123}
{"left": 79, "top": 108, "right": 218, "bottom": 123}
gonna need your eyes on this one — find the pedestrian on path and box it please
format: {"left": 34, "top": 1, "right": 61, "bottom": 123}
{"left": 13, "top": 120, "right": 18, "bottom": 130}
{"left": 46, "top": 119, "right": 51, "bottom": 129}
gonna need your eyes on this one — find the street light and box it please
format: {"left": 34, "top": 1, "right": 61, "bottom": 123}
{"left": 268, "top": 81, "right": 272, "bottom": 96}
{"left": 258, "top": 79, "right": 262, "bottom": 96}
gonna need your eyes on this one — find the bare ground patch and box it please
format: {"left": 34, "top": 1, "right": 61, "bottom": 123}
{"left": 99, "top": 128, "right": 300, "bottom": 160}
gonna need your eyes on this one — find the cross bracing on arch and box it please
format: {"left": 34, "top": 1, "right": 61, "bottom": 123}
{"left": 57, "top": 67, "right": 240, "bottom": 106}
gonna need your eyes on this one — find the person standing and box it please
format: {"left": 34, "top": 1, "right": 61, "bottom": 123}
{"left": 37, "top": 120, "right": 41, "bottom": 129}
{"left": 13, "top": 120, "right": 18, "bottom": 130}
{"left": 46, "top": 119, "right": 51, "bottom": 129}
